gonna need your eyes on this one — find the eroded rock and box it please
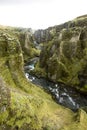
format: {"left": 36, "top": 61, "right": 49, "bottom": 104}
{"left": 34, "top": 15, "right": 87, "bottom": 93}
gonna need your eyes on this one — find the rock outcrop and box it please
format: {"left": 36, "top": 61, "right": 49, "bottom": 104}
{"left": 0, "top": 26, "right": 40, "bottom": 62}
{"left": 19, "top": 28, "right": 40, "bottom": 61}
{"left": 34, "top": 15, "right": 87, "bottom": 93}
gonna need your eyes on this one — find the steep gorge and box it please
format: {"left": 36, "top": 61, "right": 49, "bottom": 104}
{"left": 0, "top": 26, "right": 75, "bottom": 130}
{"left": 0, "top": 15, "right": 87, "bottom": 130}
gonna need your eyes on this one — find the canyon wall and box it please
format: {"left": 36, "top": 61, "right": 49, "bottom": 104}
{"left": 34, "top": 15, "right": 87, "bottom": 93}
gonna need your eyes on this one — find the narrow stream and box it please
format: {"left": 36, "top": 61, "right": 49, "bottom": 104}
{"left": 24, "top": 59, "right": 87, "bottom": 111}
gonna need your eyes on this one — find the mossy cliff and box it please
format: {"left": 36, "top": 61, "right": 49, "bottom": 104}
{"left": 19, "top": 28, "right": 40, "bottom": 61}
{"left": 0, "top": 26, "right": 40, "bottom": 62}
{"left": 34, "top": 15, "right": 87, "bottom": 93}
{"left": 0, "top": 31, "right": 80, "bottom": 130}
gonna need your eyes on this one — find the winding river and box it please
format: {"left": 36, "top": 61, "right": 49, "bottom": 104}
{"left": 24, "top": 59, "right": 87, "bottom": 111}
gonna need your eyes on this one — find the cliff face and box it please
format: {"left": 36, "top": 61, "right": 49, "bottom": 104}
{"left": 34, "top": 15, "right": 87, "bottom": 93}
{"left": 0, "top": 26, "right": 40, "bottom": 62}
{"left": 19, "top": 28, "right": 40, "bottom": 61}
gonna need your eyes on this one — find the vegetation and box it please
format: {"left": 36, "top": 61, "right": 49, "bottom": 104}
{"left": 34, "top": 16, "right": 87, "bottom": 93}
{"left": 0, "top": 15, "right": 87, "bottom": 129}
{"left": 0, "top": 28, "right": 75, "bottom": 130}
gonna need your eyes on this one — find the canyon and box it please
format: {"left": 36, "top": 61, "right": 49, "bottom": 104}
{"left": 0, "top": 15, "right": 87, "bottom": 130}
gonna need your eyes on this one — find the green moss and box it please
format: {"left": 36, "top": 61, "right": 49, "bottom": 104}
{"left": 6, "top": 91, "right": 33, "bottom": 128}
{"left": 84, "top": 85, "right": 87, "bottom": 89}
{"left": 37, "top": 23, "right": 87, "bottom": 92}
{"left": 62, "top": 29, "right": 73, "bottom": 40}
{"left": 1, "top": 85, "right": 74, "bottom": 130}
{"left": 30, "top": 48, "right": 41, "bottom": 57}
{"left": 31, "top": 61, "right": 47, "bottom": 78}
{"left": 61, "top": 109, "right": 87, "bottom": 130}
{"left": 0, "top": 110, "right": 8, "bottom": 123}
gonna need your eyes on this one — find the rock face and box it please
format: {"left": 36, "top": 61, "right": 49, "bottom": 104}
{"left": 19, "top": 28, "right": 40, "bottom": 61}
{"left": 0, "top": 26, "right": 40, "bottom": 62}
{"left": 34, "top": 15, "right": 87, "bottom": 93}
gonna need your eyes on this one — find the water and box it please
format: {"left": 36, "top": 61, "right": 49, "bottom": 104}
{"left": 24, "top": 60, "right": 87, "bottom": 111}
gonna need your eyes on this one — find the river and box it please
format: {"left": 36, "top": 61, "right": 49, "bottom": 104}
{"left": 24, "top": 58, "right": 87, "bottom": 111}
